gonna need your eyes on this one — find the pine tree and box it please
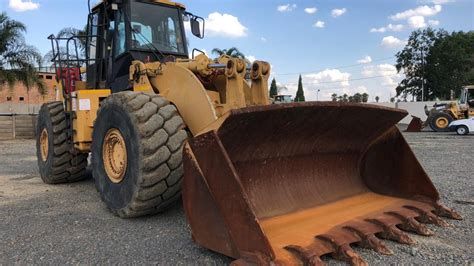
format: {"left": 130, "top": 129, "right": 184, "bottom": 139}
{"left": 269, "top": 78, "right": 278, "bottom": 98}
{"left": 295, "top": 75, "right": 305, "bottom": 102}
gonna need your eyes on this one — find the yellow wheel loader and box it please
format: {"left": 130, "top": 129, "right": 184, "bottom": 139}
{"left": 425, "top": 86, "right": 474, "bottom": 132}
{"left": 36, "top": 0, "right": 461, "bottom": 264}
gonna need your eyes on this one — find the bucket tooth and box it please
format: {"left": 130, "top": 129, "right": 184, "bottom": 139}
{"left": 367, "top": 219, "right": 415, "bottom": 245}
{"left": 316, "top": 236, "right": 367, "bottom": 266}
{"left": 403, "top": 205, "right": 450, "bottom": 227}
{"left": 343, "top": 226, "right": 393, "bottom": 255}
{"left": 284, "top": 245, "right": 325, "bottom": 266}
{"left": 434, "top": 203, "right": 462, "bottom": 220}
{"left": 385, "top": 212, "right": 433, "bottom": 236}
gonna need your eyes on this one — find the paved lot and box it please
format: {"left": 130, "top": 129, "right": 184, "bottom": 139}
{"left": 0, "top": 132, "right": 473, "bottom": 265}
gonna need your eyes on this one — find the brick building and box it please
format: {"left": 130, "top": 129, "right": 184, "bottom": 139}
{"left": 0, "top": 72, "right": 60, "bottom": 105}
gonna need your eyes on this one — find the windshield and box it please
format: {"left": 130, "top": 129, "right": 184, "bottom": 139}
{"left": 130, "top": 2, "right": 186, "bottom": 54}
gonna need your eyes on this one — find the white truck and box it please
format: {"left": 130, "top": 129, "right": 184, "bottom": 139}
{"left": 449, "top": 117, "right": 474, "bottom": 135}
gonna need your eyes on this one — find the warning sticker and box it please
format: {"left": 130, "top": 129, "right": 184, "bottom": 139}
{"left": 79, "top": 99, "right": 91, "bottom": 111}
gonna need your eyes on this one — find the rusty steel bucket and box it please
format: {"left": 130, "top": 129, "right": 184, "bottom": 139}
{"left": 405, "top": 116, "right": 424, "bottom": 132}
{"left": 182, "top": 102, "right": 460, "bottom": 265}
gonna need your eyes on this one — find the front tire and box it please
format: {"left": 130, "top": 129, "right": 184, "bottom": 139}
{"left": 36, "top": 102, "right": 88, "bottom": 184}
{"left": 92, "top": 92, "right": 187, "bottom": 218}
{"left": 429, "top": 112, "right": 453, "bottom": 132}
{"left": 456, "top": 125, "right": 469, "bottom": 135}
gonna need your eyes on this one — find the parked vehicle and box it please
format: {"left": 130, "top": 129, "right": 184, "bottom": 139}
{"left": 424, "top": 85, "right": 474, "bottom": 132}
{"left": 449, "top": 118, "right": 474, "bottom": 135}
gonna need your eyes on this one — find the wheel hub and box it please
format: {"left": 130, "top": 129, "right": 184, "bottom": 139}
{"left": 40, "top": 128, "right": 49, "bottom": 162}
{"left": 435, "top": 117, "right": 448, "bottom": 128}
{"left": 103, "top": 128, "right": 127, "bottom": 183}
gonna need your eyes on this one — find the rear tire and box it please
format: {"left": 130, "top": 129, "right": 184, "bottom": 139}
{"left": 92, "top": 92, "right": 187, "bottom": 218}
{"left": 429, "top": 112, "right": 453, "bottom": 132}
{"left": 36, "top": 102, "right": 88, "bottom": 184}
{"left": 456, "top": 125, "right": 469, "bottom": 135}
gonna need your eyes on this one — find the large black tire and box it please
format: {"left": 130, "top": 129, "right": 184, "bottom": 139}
{"left": 92, "top": 92, "right": 187, "bottom": 218}
{"left": 428, "top": 112, "right": 453, "bottom": 132}
{"left": 36, "top": 102, "right": 88, "bottom": 184}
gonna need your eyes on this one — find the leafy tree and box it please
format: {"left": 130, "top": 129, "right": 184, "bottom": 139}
{"left": 375, "top": 96, "right": 380, "bottom": 103}
{"left": 294, "top": 75, "right": 305, "bottom": 102}
{"left": 212, "top": 47, "right": 245, "bottom": 59}
{"left": 0, "top": 12, "right": 45, "bottom": 94}
{"left": 395, "top": 28, "right": 448, "bottom": 101}
{"left": 331, "top": 93, "right": 338, "bottom": 102}
{"left": 425, "top": 31, "right": 474, "bottom": 99}
{"left": 362, "top": 93, "right": 369, "bottom": 103}
{"left": 353, "top": 93, "right": 362, "bottom": 103}
{"left": 390, "top": 97, "right": 395, "bottom": 103}
{"left": 269, "top": 78, "right": 278, "bottom": 98}
{"left": 342, "top": 93, "right": 348, "bottom": 102}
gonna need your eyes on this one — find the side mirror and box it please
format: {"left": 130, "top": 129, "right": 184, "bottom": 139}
{"left": 191, "top": 16, "right": 205, "bottom": 39}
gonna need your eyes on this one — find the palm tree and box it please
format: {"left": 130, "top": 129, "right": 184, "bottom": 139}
{"left": 353, "top": 93, "right": 362, "bottom": 103}
{"left": 0, "top": 12, "right": 45, "bottom": 94}
{"left": 342, "top": 94, "right": 349, "bottom": 102}
{"left": 362, "top": 93, "right": 369, "bottom": 103}
{"left": 211, "top": 47, "right": 245, "bottom": 59}
{"left": 331, "top": 93, "right": 338, "bottom": 102}
{"left": 43, "top": 26, "right": 87, "bottom": 67}
{"left": 57, "top": 26, "right": 88, "bottom": 54}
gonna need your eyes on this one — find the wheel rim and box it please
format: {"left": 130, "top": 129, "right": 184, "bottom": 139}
{"left": 458, "top": 127, "right": 466, "bottom": 134}
{"left": 435, "top": 117, "right": 449, "bottom": 128}
{"left": 40, "top": 128, "right": 49, "bottom": 162}
{"left": 103, "top": 128, "right": 127, "bottom": 183}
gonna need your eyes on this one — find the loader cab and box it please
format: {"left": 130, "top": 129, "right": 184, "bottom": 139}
{"left": 459, "top": 86, "right": 474, "bottom": 107}
{"left": 86, "top": 0, "right": 204, "bottom": 92}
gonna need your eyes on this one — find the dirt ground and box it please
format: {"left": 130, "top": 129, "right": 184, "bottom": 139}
{"left": 0, "top": 131, "right": 473, "bottom": 265}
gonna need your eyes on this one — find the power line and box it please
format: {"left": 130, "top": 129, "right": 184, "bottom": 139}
{"left": 282, "top": 73, "right": 400, "bottom": 87}
{"left": 275, "top": 56, "right": 396, "bottom": 76}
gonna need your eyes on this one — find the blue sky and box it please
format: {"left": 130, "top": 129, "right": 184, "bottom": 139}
{"left": 1, "top": 0, "right": 473, "bottom": 101}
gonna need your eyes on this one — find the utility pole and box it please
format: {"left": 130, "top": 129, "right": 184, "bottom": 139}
{"left": 316, "top": 89, "right": 320, "bottom": 101}
{"left": 421, "top": 49, "right": 425, "bottom": 102}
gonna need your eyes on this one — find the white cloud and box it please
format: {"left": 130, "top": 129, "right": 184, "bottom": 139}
{"left": 362, "top": 64, "right": 402, "bottom": 87}
{"left": 381, "top": 36, "right": 406, "bottom": 48}
{"left": 313, "top": 21, "right": 325, "bottom": 28}
{"left": 246, "top": 55, "right": 256, "bottom": 63}
{"left": 331, "top": 8, "right": 347, "bottom": 18}
{"left": 428, "top": 19, "right": 440, "bottom": 26}
{"left": 9, "top": 0, "right": 39, "bottom": 12}
{"left": 370, "top": 24, "right": 404, "bottom": 33}
{"left": 275, "top": 69, "right": 352, "bottom": 101}
{"left": 305, "top": 69, "right": 352, "bottom": 87}
{"left": 408, "top": 16, "right": 427, "bottom": 28}
{"left": 205, "top": 12, "right": 248, "bottom": 38}
{"left": 277, "top": 4, "right": 297, "bottom": 12}
{"left": 390, "top": 5, "right": 442, "bottom": 20}
{"left": 260, "top": 37, "right": 267, "bottom": 42}
{"left": 357, "top": 56, "right": 372, "bottom": 64}
{"left": 304, "top": 7, "right": 317, "bottom": 14}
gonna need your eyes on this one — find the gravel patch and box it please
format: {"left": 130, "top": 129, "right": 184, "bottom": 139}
{"left": 0, "top": 132, "right": 472, "bottom": 265}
